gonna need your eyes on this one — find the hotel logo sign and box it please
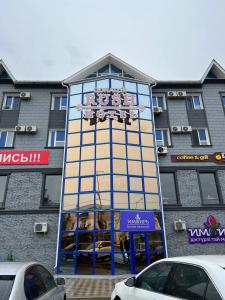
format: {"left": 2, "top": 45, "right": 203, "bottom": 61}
{"left": 120, "top": 211, "right": 155, "bottom": 231}
{"left": 188, "top": 215, "right": 225, "bottom": 244}
{"left": 76, "top": 88, "right": 145, "bottom": 121}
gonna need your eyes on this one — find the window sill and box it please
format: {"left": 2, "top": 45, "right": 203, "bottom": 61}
{"left": 191, "top": 144, "right": 212, "bottom": 147}
{"left": 0, "top": 147, "right": 14, "bottom": 150}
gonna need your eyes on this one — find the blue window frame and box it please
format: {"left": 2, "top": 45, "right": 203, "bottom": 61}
{"left": 197, "top": 128, "right": 210, "bottom": 145}
{"left": 0, "top": 131, "right": 14, "bottom": 148}
{"left": 192, "top": 95, "right": 203, "bottom": 110}
{"left": 155, "top": 129, "right": 170, "bottom": 146}
{"left": 48, "top": 130, "right": 65, "bottom": 147}
{"left": 51, "top": 95, "right": 67, "bottom": 110}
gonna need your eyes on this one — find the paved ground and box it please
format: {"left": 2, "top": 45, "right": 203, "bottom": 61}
{"left": 65, "top": 277, "right": 128, "bottom": 299}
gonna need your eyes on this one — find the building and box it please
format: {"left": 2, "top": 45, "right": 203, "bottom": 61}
{"left": 1, "top": 54, "right": 225, "bottom": 275}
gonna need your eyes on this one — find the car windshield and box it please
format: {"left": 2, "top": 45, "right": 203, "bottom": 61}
{"left": 0, "top": 275, "right": 15, "bottom": 300}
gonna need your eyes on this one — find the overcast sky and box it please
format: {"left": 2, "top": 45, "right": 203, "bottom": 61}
{"left": 0, "top": 0, "right": 225, "bottom": 81}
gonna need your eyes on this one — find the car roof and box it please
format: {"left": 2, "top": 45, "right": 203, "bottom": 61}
{"left": 160, "top": 255, "right": 225, "bottom": 268}
{"left": 0, "top": 262, "right": 38, "bottom": 275}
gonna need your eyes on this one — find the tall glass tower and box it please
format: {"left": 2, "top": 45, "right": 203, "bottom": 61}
{"left": 57, "top": 55, "right": 167, "bottom": 275}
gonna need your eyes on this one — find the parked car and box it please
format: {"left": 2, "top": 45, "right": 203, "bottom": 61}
{"left": 79, "top": 241, "right": 111, "bottom": 260}
{"left": 111, "top": 255, "right": 225, "bottom": 300}
{"left": 0, "top": 262, "right": 66, "bottom": 300}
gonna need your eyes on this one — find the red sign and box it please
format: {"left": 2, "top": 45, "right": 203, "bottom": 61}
{"left": 0, "top": 150, "right": 50, "bottom": 165}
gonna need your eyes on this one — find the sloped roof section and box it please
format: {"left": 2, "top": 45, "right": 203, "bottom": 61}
{"left": 0, "top": 60, "right": 16, "bottom": 82}
{"left": 201, "top": 59, "right": 225, "bottom": 82}
{"left": 63, "top": 53, "right": 156, "bottom": 84}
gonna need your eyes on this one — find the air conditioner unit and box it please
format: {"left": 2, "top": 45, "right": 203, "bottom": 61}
{"left": 20, "top": 92, "right": 31, "bottom": 99}
{"left": 26, "top": 125, "right": 37, "bottom": 133}
{"left": 34, "top": 222, "right": 48, "bottom": 233}
{"left": 14, "top": 125, "right": 26, "bottom": 133}
{"left": 171, "top": 126, "right": 182, "bottom": 133}
{"left": 182, "top": 126, "right": 192, "bottom": 133}
{"left": 153, "top": 107, "right": 163, "bottom": 114}
{"left": 157, "top": 146, "right": 168, "bottom": 155}
{"left": 174, "top": 220, "right": 186, "bottom": 231}
{"left": 167, "top": 91, "right": 187, "bottom": 98}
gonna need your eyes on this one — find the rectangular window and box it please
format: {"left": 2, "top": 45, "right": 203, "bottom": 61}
{"left": 191, "top": 95, "right": 203, "bottom": 110}
{"left": 0, "top": 176, "right": 7, "bottom": 208}
{"left": 0, "top": 131, "right": 14, "bottom": 148}
{"left": 192, "top": 128, "right": 210, "bottom": 146}
{"left": 2, "top": 95, "right": 20, "bottom": 110}
{"left": 48, "top": 130, "right": 65, "bottom": 147}
{"left": 51, "top": 95, "right": 67, "bottom": 110}
{"left": 155, "top": 129, "right": 171, "bottom": 146}
{"left": 160, "top": 173, "right": 178, "bottom": 205}
{"left": 152, "top": 95, "right": 166, "bottom": 110}
{"left": 222, "top": 96, "right": 225, "bottom": 107}
{"left": 43, "top": 175, "right": 62, "bottom": 207}
{"left": 199, "top": 173, "right": 220, "bottom": 204}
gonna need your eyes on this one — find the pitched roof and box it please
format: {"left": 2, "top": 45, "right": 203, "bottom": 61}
{"left": 63, "top": 53, "right": 156, "bottom": 84}
{"left": 0, "top": 59, "right": 16, "bottom": 82}
{"left": 201, "top": 59, "right": 225, "bottom": 82}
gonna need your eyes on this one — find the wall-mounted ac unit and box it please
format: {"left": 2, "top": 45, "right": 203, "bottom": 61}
{"left": 157, "top": 146, "right": 168, "bottom": 155}
{"left": 20, "top": 92, "right": 31, "bottom": 100}
{"left": 34, "top": 222, "right": 48, "bottom": 233}
{"left": 26, "top": 125, "right": 37, "bottom": 133}
{"left": 171, "top": 126, "right": 182, "bottom": 133}
{"left": 182, "top": 126, "right": 192, "bottom": 133}
{"left": 153, "top": 107, "right": 163, "bottom": 114}
{"left": 174, "top": 220, "right": 186, "bottom": 231}
{"left": 167, "top": 91, "right": 187, "bottom": 98}
{"left": 14, "top": 125, "right": 26, "bottom": 133}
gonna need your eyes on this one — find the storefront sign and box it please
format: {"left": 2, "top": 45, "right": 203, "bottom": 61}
{"left": 171, "top": 152, "right": 225, "bottom": 164}
{"left": 120, "top": 211, "right": 155, "bottom": 231}
{"left": 76, "top": 88, "right": 145, "bottom": 121}
{"left": 0, "top": 150, "right": 50, "bottom": 165}
{"left": 188, "top": 215, "right": 225, "bottom": 244}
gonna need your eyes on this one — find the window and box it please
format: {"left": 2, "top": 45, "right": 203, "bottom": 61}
{"left": 0, "top": 275, "right": 15, "bottom": 300}
{"left": 160, "top": 173, "right": 177, "bottom": 204}
{"left": 48, "top": 130, "right": 65, "bottom": 147}
{"left": 165, "top": 263, "right": 209, "bottom": 300}
{"left": 199, "top": 173, "right": 220, "bottom": 204}
{"left": 24, "top": 266, "right": 47, "bottom": 300}
{"left": 2, "top": 95, "right": 20, "bottom": 110}
{"left": 51, "top": 94, "right": 67, "bottom": 110}
{"left": 152, "top": 95, "right": 166, "bottom": 110}
{"left": 135, "top": 262, "right": 173, "bottom": 293}
{"left": 191, "top": 95, "right": 203, "bottom": 110}
{"left": 192, "top": 128, "right": 210, "bottom": 146}
{"left": 35, "top": 265, "right": 56, "bottom": 291}
{"left": 222, "top": 96, "right": 225, "bottom": 107}
{"left": 205, "top": 280, "right": 222, "bottom": 300}
{"left": 0, "top": 176, "right": 7, "bottom": 208}
{"left": 155, "top": 129, "right": 171, "bottom": 146}
{"left": 0, "top": 131, "right": 14, "bottom": 148}
{"left": 43, "top": 175, "right": 62, "bottom": 207}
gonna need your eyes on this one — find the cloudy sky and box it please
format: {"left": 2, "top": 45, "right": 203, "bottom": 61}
{"left": 0, "top": 0, "right": 225, "bottom": 81}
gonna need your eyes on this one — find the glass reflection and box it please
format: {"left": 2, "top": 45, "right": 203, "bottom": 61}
{"left": 64, "top": 178, "right": 78, "bottom": 194}
{"left": 80, "top": 177, "right": 94, "bottom": 192}
{"left": 61, "top": 232, "right": 76, "bottom": 255}
{"left": 65, "top": 162, "right": 79, "bottom": 177}
{"left": 96, "top": 175, "right": 110, "bottom": 191}
{"left": 67, "top": 133, "right": 80, "bottom": 147}
{"left": 138, "top": 84, "right": 149, "bottom": 95}
{"left": 112, "top": 130, "right": 125, "bottom": 144}
{"left": 95, "top": 255, "right": 111, "bottom": 275}
{"left": 113, "top": 159, "right": 127, "bottom": 174}
{"left": 124, "top": 81, "right": 137, "bottom": 93}
{"left": 130, "top": 194, "right": 145, "bottom": 209}
{"left": 142, "top": 147, "right": 155, "bottom": 161}
{"left": 96, "top": 130, "right": 110, "bottom": 143}
{"left": 113, "top": 175, "right": 127, "bottom": 191}
{"left": 113, "top": 192, "right": 128, "bottom": 209}
{"left": 144, "top": 178, "right": 158, "bottom": 193}
{"left": 145, "top": 194, "right": 160, "bottom": 210}
{"left": 82, "top": 132, "right": 94, "bottom": 145}
{"left": 96, "top": 144, "right": 110, "bottom": 158}
{"left": 70, "top": 84, "right": 82, "bottom": 95}
{"left": 96, "top": 119, "right": 109, "bottom": 130}
{"left": 128, "top": 160, "right": 142, "bottom": 175}
{"left": 149, "top": 251, "right": 164, "bottom": 264}
{"left": 138, "top": 95, "right": 150, "bottom": 107}
{"left": 147, "top": 231, "right": 163, "bottom": 251}
{"left": 70, "top": 94, "right": 82, "bottom": 107}
{"left": 96, "top": 159, "right": 110, "bottom": 174}
{"left": 96, "top": 212, "right": 111, "bottom": 230}
{"left": 141, "top": 133, "right": 154, "bottom": 147}
{"left": 79, "top": 193, "right": 94, "bottom": 210}
{"left": 127, "top": 146, "right": 141, "bottom": 160}
{"left": 134, "top": 253, "right": 147, "bottom": 273}
{"left": 113, "top": 144, "right": 126, "bottom": 158}
{"left": 127, "top": 120, "right": 139, "bottom": 131}
{"left": 127, "top": 132, "right": 140, "bottom": 145}
{"left": 63, "top": 213, "right": 77, "bottom": 231}
{"left": 81, "top": 146, "right": 95, "bottom": 160}
{"left": 140, "top": 120, "right": 152, "bottom": 133}
{"left": 66, "top": 147, "right": 80, "bottom": 162}
{"left": 96, "top": 192, "right": 111, "bottom": 209}
{"left": 140, "top": 108, "right": 152, "bottom": 120}
{"left": 60, "top": 254, "right": 74, "bottom": 274}
{"left": 63, "top": 195, "right": 78, "bottom": 210}
{"left": 78, "top": 212, "right": 94, "bottom": 230}
{"left": 133, "top": 233, "right": 145, "bottom": 251}
{"left": 129, "top": 177, "right": 143, "bottom": 191}
{"left": 96, "top": 79, "right": 109, "bottom": 88}
{"left": 69, "top": 107, "right": 81, "bottom": 120}
{"left": 80, "top": 160, "right": 94, "bottom": 176}
{"left": 83, "top": 81, "right": 95, "bottom": 93}
{"left": 114, "top": 232, "right": 131, "bottom": 274}
{"left": 68, "top": 120, "right": 81, "bottom": 133}
{"left": 82, "top": 119, "right": 96, "bottom": 132}
{"left": 112, "top": 120, "right": 125, "bottom": 130}
{"left": 76, "top": 254, "right": 93, "bottom": 275}
{"left": 111, "top": 79, "right": 123, "bottom": 88}
{"left": 143, "top": 162, "right": 156, "bottom": 177}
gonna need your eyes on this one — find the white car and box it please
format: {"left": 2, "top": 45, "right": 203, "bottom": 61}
{"left": 111, "top": 255, "right": 225, "bottom": 300}
{"left": 0, "top": 262, "right": 66, "bottom": 300}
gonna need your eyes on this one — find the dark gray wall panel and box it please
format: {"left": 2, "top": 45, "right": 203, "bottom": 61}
{"left": 187, "top": 110, "right": 207, "bottom": 127}
{"left": 154, "top": 112, "right": 169, "bottom": 128}
{"left": 49, "top": 111, "right": 66, "bottom": 128}
{"left": 0, "top": 110, "right": 19, "bottom": 128}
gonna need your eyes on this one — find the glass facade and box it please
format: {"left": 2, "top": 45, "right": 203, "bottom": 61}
{"left": 57, "top": 77, "right": 166, "bottom": 275}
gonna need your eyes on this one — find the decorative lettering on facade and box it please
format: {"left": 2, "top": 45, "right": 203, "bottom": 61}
{"left": 120, "top": 211, "right": 155, "bottom": 231}
{"left": 171, "top": 152, "right": 225, "bottom": 164}
{"left": 76, "top": 88, "right": 145, "bottom": 121}
{"left": 187, "top": 215, "right": 225, "bottom": 244}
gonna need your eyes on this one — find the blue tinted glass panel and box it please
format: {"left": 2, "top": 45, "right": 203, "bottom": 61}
{"left": 69, "top": 107, "right": 81, "bottom": 120}
{"left": 138, "top": 84, "right": 149, "bottom": 95}
{"left": 193, "top": 96, "right": 201, "bottom": 108}
{"left": 138, "top": 95, "right": 150, "bottom": 107}
{"left": 0, "top": 132, "right": 7, "bottom": 147}
{"left": 111, "top": 65, "right": 122, "bottom": 74}
{"left": 54, "top": 97, "right": 61, "bottom": 110}
{"left": 198, "top": 129, "right": 206, "bottom": 141}
{"left": 6, "top": 96, "right": 13, "bottom": 107}
{"left": 56, "top": 131, "right": 65, "bottom": 142}
{"left": 61, "top": 96, "right": 67, "bottom": 107}
{"left": 152, "top": 96, "right": 157, "bottom": 107}
{"left": 155, "top": 130, "right": 163, "bottom": 141}
{"left": 111, "top": 79, "right": 123, "bottom": 88}
{"left": 140, "top": 108, "right": 152, "bottom": 120}
{"left": 98, "top": 65, "right": 110, "bottom": 74}
{"left": 83, "top": 81, "right": 95, "bottom": 93}
{"left": 70, "top": 84, "right": 82, "bottom": 95}
{"left": 70, "top": 94, "right": 82, "bottom": 107}
{"left": 50, "top": 131, "right": 55, "bottom": 147}
{"left": 96, "top": 79, "right": 109, "bottom": 88}
{"left": 124, "top": 81, "right": 137, "bottom": 93}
